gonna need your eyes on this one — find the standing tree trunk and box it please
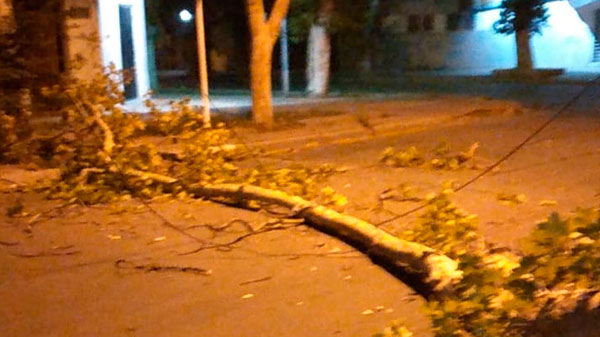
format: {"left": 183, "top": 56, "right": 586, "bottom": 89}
{"left": 0, "top": 0, "right": 15, "bottom": 34}
{"left": 515, "top": 29, "right": 533, "bottom": 70}
{"left": 360, "top": 0, "right": 380, "bottom": 77}
{"left": 246, "top": 0, "right": 291, "bottom": 130}
{"left": 306, "top": 0, "right": 333, "bottom": 97}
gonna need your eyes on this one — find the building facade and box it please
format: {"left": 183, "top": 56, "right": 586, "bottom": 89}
{"left": 65, "top": 0, "right": 150, "bottom": 99}
{"left": 4, "top": 0, "right": 150, "bottom": 100}
{"left": 375, "top": 0, "right": 598, "bottom": 73}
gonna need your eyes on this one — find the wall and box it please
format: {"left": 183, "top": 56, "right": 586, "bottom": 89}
{"left": 446, "top": 1, "right": 595, "bottom": 71}
{"left": 572, "top": 0, "right": 600, "bottom": 33}
{"left": 97, "top": 0, "right": 150, "bottom": 99}
{"left": 64, "top": 0, "right": 103, "bottom": 79}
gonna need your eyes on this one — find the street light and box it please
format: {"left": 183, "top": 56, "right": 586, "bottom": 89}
{"left": 178, "top": 9, "right": 193, "bottom": 23}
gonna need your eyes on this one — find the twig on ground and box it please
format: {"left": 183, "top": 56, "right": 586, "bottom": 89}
{"left": 239, "top": 276, "right": 272, "bottom": 285}
{"left": 9, "top": 248, "right": 80, "bottom": 258}
{"left": 0, "top": 177, "right": 23, "bottom": 186}
{"left": 239, "top": 247, "right": 361, "bottom": 260}
{"left": 114, "top": 259, "right": 212, "bottom": 276}
{"left": 180, "top": 220, "right": 299, "bottom": 255}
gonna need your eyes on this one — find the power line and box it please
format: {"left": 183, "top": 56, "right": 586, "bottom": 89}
{"left": 376, "top": 73, "right": 600, "bottom": 227}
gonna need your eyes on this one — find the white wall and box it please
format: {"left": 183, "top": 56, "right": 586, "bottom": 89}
{"left": 64, "top": 0, "right": 104, "bottom": 78}
{"left": 572, "top": 0, "right": 600, "bottom": 33}
{"left": 98, "top": 0, "right": 150, "bottom": 100}
{"left": 447, "top": 1, "right": 595, "bottom": 71}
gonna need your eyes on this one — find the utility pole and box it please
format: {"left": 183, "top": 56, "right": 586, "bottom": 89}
{"left": 195, "top": 0, "right": 211, "bottom": 128}
{"left": 280, "top": 18, "right": 290, "bottom": 95}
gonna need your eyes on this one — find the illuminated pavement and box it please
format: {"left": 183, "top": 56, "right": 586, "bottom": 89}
{"left": 123, "top": 95, "right": 343, "bottom": 114}
{"left": 122, "top": 68, "right": 600, "bottom": 115}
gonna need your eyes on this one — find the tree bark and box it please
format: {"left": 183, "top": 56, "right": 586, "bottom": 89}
{"left": 306, "top": 0, "right": 333, "bottom": 97}
{"left": 0, "top": 0, "right": 15, "bottom": 34}
{"left": 190, "top": 183, "right": 462, "bottom": 294}
{"left": 80, "top": 108, "right": 462, "bottom": 294}
{"left": 246, "top": 0, "right": 291, "bottom": 130}
{"left": 516, "top": 29, "right": 533, "bottom": 70}
{"left": 250, "top": 31, "right": 275, "bottom": 129}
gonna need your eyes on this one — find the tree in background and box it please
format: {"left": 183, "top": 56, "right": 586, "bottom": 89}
{"left": 289, "top": 0, "right": 375, "bottom": 96}
{"left": 246, "top": 0, "right": 291, "bottom": 130}
{"left": 494, "top": 0, "right": 549, "bottom": 70}
{"left": 304, "top": 0, "right": 334, "bottom": 97}
{"left": 359, "top": 0, "right": 380, "bottom": 76}
{"left": 0, "top": 0, "right": 15, "bottom": 34}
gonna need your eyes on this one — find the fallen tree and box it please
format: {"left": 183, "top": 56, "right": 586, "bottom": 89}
{"left": 190, "top": 182, "right": 462, "bottom": 294}
{"left": 89, "top": 105, "right": 464, "bottom": 293}
{"left": 10, "top": 70, "right": 600, "bottom": 337}
{"left": 27, "top": 70, "right": 462, "bottom": 295}
{"left": 73, "top": 93, "right": 600, "bottom": 337}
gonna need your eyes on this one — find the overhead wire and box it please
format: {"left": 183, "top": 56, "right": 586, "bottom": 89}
{"left": 375, "top": 73, "right": 600, "bottom": 226}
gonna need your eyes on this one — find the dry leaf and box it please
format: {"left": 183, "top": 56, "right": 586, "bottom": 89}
{"left": 539, "top": 200, "right": 558, "bottom": 206}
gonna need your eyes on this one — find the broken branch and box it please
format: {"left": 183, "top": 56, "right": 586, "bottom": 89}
{"left": 189, "top": 183, "right": 462, "bottom": 292}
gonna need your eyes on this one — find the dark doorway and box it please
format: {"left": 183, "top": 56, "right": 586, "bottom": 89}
{"left": 119, "top": 5, "right": 137, "bottom": 99}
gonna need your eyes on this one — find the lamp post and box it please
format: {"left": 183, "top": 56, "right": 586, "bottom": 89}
{"left": 280, "top": 18, "right": 289, "bottom": 95}
{"left": 195, "top": 0, "right": 210, "bottom": 128}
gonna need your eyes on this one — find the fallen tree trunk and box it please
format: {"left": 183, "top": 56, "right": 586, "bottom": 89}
{"left": 189, "top": 183, "right": 462, "bottom": 294}
{"left": 88, "top": 109, "right": 461, "bottom": 294}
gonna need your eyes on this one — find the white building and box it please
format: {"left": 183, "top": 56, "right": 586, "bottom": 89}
{"left": 378, "top": 0, "right": 600, "bottom": 73}
{"left": 63, "top": 0, "right": 150, "bottom": 100}
{"left": 448, "top": 0, "right": 595, "bottom": 71}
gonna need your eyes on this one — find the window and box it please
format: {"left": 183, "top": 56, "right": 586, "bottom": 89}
{"left": 423, "top": 14, "right": 434, "bottom": 31}
{"left": 447, "top": 12, "right": 460, "bottom": 31}
{"left": 22, "top": 0, "right": 47, "bottom": 11}
{"left": 408, "top": 14, "right": 420, "bottom": 33}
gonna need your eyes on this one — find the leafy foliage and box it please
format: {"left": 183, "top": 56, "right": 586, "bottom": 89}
{"left": 373, "top": 321, "right": 414, "bottom": 337}
{"left": 384, "top": 189, "right": 600, "bottom": 337}
{"left": 521, "top": 209, "right": 600, "bottom": 291}
{"left": 496, "top": 193, "right": 528, "bottom": 206}
{"left": 402, "top": 188, "right": 481, "bottom": 260}
{"left": 12, "top": 68, "right": 346, "bottom": 206}
{"left": 145, "top": 97, "right": 206, "bottom": 136}
{"left": 0, "top": 27, "right": 31, "bottom": 161}
{"left": 288, "top": 0, "right": 319, "bottom": 43}
{"left": 379, "top": 146, "right": 425, "bottom": 168}
{"left": 379, "top": 141, "right": 478, "bottom": 171}
{"left": 494, "top": 0, "right": 549, "bottom": 35}
{"left": 0, "top": 112, "right": 17, "bottom": 161}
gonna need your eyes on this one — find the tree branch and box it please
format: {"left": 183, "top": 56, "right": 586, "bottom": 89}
{"left": 266, "top": 0, "right": 291, "bottom": 43}
{"left": 189, "top": 183, "right": 462, "bottom": 293}
{"left": 246, "top": 0, "right": 267, "bottom": 36}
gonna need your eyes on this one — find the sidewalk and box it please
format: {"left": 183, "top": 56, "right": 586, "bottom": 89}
{"left": 123, "top": 94, "right": 345, "bottom": 114}
{"left": 124, "top": 67, "right": 600, "bottom": 115}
